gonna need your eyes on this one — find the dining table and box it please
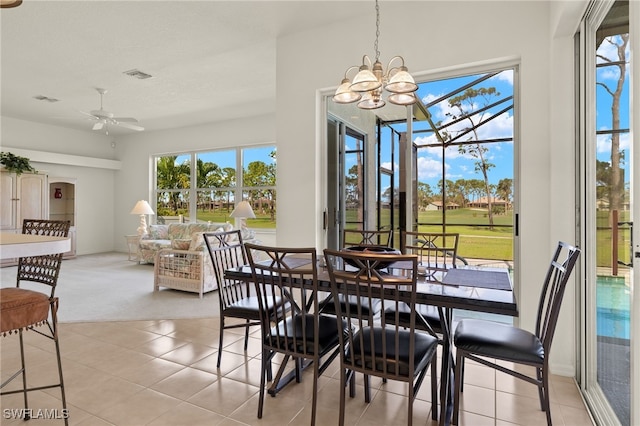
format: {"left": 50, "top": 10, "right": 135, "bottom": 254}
{"left": 0, "top": 232, "right": 71, "bottom": 260}
{"left": 225, "top": 258, "right": 518, "bottom": 426}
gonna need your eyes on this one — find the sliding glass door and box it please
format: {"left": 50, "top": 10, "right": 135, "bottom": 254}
{"left": 578, "top": 1, "right": 636, "bottom": 424}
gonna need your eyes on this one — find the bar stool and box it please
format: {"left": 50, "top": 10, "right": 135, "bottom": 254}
{"left": 1, "top": 219, "right": 70, "bottom": 425}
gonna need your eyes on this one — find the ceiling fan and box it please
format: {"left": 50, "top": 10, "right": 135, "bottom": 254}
{"left": 78, "top": 88, "right": 144, "bottom": 134}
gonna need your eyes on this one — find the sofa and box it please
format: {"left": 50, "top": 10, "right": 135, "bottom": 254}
{"left": 140, "top": 222, "right": 256, "bottom": 298}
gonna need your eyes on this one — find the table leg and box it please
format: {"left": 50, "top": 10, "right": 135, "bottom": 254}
{"left": 437, "top": 307, "right": 454, "bottom": 426}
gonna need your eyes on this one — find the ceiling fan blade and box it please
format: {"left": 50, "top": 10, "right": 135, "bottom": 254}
{"left": 78, "top": 110, "right": 98, "bottom": 118}
{"left": 114, "top": 121, "right": 144, "bottom": 131}
{"left": 112, "top": 117, "right": 138, "bottom": 123}
{"left": 92, "top": 121, "right": 105, "bottom": 130}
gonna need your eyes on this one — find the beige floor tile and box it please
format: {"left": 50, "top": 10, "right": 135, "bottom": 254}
{"left": 187, "top": 377, "right": 259, "bottom": 416}
{"left": 149, "top": 366, "right": 218, "bottom": 400}
{"left": 158, "top": 341, "right": 216, "bottom": 366}
{"left": 189, "top": 350, "right": 243, "bottom": 375}
{"left": 227, "top": 392, "right": 303, "bottom": 426}
{"left": 134, "top": 335, "right": 189, "bottom": 358}
{"left": 456, "top": 382, "right": 496, "bottom": 418}
{"left": 223, "top": 356, "right": 265, "bottom": 388}
{"left": 96, "top": 388, "right": 181, "bottom": 425}
{"left": 115, "top": 356, "right": 186, "bottom": 387}
{"left": 146, "top": 401, "right": 225, "bottom": 426}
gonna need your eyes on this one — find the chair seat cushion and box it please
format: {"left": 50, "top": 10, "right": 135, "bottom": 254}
{"left": 225, "top": 296, "right": 284, "bottom": 320}
{"left": 270, "top": 314, "right": 346, "bottom": 356}
{"left": 0, "top": 288, "right": 50, "bottom": 334}
{"left": 319, "top": 294, "right": 380, "bottom": 317}
{"left": 348, "top": 326, "right": 438, "bottom": 376}
{"left": 383, "top": 303, "right": 443, "bottom": 334}
{"left": 454, "top": 319, "right": 544, "bottom": 365}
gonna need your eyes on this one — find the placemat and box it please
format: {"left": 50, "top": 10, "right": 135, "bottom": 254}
{"left": 441, "top": 268, "right": 511, "bottom": 291}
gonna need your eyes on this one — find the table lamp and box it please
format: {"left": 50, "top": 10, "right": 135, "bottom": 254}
{"left": 130, "top": 200, "right": 155, "bottom": 236}
{"left": 230, "top": 200, "right": 255, "bottom": 235}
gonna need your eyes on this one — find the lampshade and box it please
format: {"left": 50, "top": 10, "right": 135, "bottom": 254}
{"left": 387, "top": 92, "right": 418, "bottom": 106}
{"left": 333, "top": 79, "right": 362, "bottom": 104}
{"left": 385, "top": 67, "right": 418, "bottom": 93}
{"left": 357, "top": 92, "right": 386, "bottom": 109}
{"left": 350, "top": 66, "right": 382, "bottom": 92}
{"left": 230, "top": 201, "right": 256, "bottom": 219}
{"left": 130, "top": 200, "right": 155, "bottom": 215}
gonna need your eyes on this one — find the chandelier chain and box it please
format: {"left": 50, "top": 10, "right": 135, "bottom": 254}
{"left": 374, "top": 0, "right": 380, "bottom": 62}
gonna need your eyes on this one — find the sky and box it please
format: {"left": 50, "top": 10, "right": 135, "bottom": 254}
{"left": 169, "top": 145, "right": 276, "bottom": 171}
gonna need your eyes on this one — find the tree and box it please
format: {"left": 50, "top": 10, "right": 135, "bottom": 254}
{"left": 196, "top": 159, "right": 219, "bottom": 211}
{"left": 447, "top": 87, "right": 498, "bottom": 228}
{"left": 243, "top": 151, "right": 277, "bottom": 220}
{"left": 417, "top": 182, "right": 433, "bottom": 210}
{"left": 496, "top": 178, "right": 513, "bottom": 211}
{"left": 156, "top": 156, "right": 190, "bottom": 215}
{"left": 596, "top": 34, "right": 629, "bottom": 214}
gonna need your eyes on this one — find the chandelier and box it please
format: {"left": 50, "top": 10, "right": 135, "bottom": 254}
{"left": 332, "top": 0, "right": 418, "bottom": 110}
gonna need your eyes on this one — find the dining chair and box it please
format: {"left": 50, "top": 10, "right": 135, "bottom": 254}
{"left": 204, "top": 230, "right": 258, "bottom": 368}
{"left": 319, "top": 228, "right": 393, "bottom": 317}
{"left": 452, "top": 241, "right": 580, "bottom": 426}
{"left": 386, "top": 231, "right": 462, "bottom": 336}
{"left": 382, "top": 231, "right": 462, "bottom": 417}
{"left": 244, "top": 243, "right": 346, "bottom": 426}
{"left": 0, "top": 219, "right": 71, "bottom": 425}
{"left": 343, "top": 228, "right": 393, "bottom": 248}
{"left": 324, "top": 248, "right": 440, "bottom": 426}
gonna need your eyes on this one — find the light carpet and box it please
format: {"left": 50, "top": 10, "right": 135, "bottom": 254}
{"left": 0, "top": 252, "right": 220, "bottom": 323}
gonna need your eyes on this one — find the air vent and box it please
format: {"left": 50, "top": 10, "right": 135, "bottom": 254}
{"left": 123, "top": 69, "right": 153, "bottom": 80}
{"left": 33, "top": 95, "right": 60, "bottom": 103}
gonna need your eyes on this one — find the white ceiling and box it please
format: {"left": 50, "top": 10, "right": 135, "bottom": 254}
{"left": 1, "top": 1, "right": 371, "bottom": 136}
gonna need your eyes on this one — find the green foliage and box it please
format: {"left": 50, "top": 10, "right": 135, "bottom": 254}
{"left": 0, "top": 152, "right": 36, "bottom": 175}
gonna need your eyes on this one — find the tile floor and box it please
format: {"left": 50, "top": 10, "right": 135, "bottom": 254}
{"left": 1, "top": 318, "right": 594, "bottom": 425}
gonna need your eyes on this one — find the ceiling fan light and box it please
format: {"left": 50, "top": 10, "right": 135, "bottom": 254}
{"left": 333, "top": 79, "right": 362, "bottom": 104}
{"left": 387, "top": 92, "right": 418, "bottom": 106}
{"left": 385, "top": 67, "right": 418, "bottom": 94}
{"left": 350, "top": 66, "right": 382, "bottom": 92}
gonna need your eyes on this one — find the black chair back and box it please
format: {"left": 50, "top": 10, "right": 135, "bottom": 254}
{"left": 343, "top": 228, "right": 393, "bottom": 248}
{"left": 402, "top": 231, "right": 460, "bottom": 279}
{"left": 537, "top": 241, "right": 581, "bottom": 353}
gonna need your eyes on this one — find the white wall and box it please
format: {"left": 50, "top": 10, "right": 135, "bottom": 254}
{"left": 1, "top": 116, "right": 117, "bottom": 254}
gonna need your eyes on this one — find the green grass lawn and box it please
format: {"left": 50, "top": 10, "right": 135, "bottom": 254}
{"left": 181, "top": 206, "right": 623, "bottom": 266}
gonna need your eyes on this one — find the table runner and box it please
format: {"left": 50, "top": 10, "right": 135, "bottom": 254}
{"left": 441, "top": 268, "right": 511, "bottom": 291}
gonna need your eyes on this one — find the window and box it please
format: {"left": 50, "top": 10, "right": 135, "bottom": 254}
{"left": 153, "top": 146, "right": 276, "bottom": 229}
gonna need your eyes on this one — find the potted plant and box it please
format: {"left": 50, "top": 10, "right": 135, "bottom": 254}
{"left": 0, "top": 152, "right": 37, "bottom": 175}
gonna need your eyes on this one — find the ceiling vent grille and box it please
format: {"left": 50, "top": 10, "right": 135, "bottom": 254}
{"left": 123, "top": 69, "right": 153, "bottom": 80}
{"left": 33, "top": 95, "right": 60, "bottom": 102}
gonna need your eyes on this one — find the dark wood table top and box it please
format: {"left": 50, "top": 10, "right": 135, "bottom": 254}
{"left": 225, "top": 263, "right": 518, "bottom": 318}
